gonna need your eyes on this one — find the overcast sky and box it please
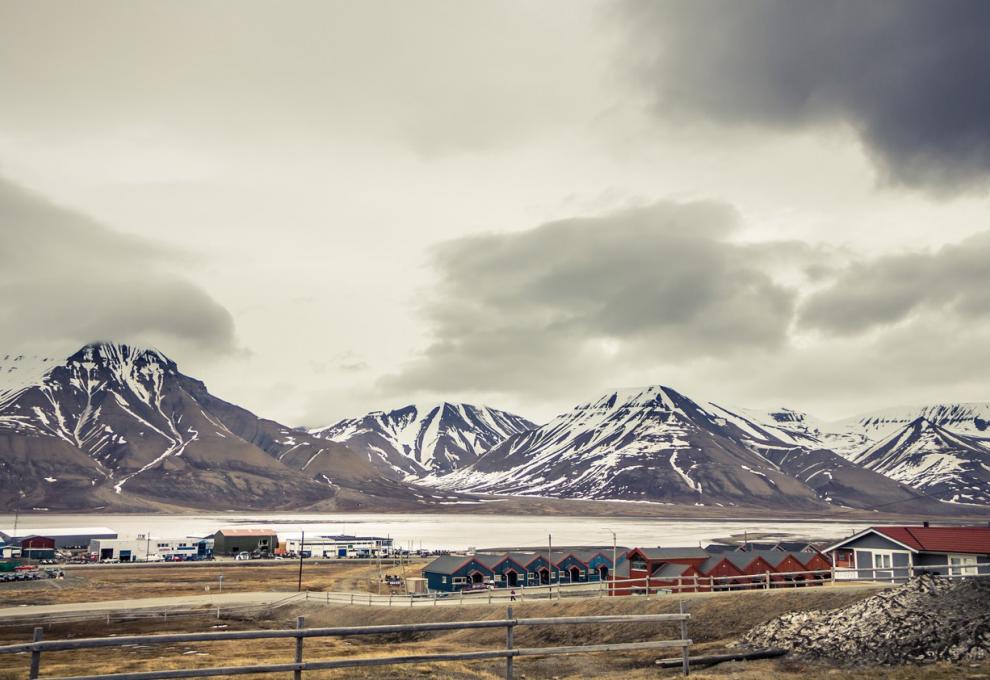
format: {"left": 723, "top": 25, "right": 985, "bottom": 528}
{"left": 2, "top": 0, "right": 990, "bottom": 426}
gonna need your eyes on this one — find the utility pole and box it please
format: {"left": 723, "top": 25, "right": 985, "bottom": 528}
{"left": 145, "top": 530, "right": 152, "bottom": 562}
{"left": 297, "top": 531, "right": 305, "bottom": 592}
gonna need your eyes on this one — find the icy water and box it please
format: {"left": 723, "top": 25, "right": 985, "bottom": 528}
{"left": 0, "top": 512, "right": 874, "bottom": 550}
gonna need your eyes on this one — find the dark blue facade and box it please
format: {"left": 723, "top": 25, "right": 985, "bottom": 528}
{"left": 423, "top": 551, "right": 617, "bottom": 592}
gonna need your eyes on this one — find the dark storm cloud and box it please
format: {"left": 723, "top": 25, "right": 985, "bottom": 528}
{"left": 0, "top": 176, "right": 236, "bottom": 354}
{"left": 386, "top": 201, "right": 798, "bottom": 394}
{"left": 620, "top": 0, "right": 990, "bottom": 193}
{"left": 800, "top": 231, "right": 990, "bottom": 335}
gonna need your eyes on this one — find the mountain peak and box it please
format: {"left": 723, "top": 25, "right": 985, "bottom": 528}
{"left": 68, "top": 341, "right": 174, "bottom": 369}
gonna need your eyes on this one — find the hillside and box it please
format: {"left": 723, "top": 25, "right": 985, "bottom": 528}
{"left": 424, "top": 386, "right": 928, "bottom": 512}
{"left": 0, "top": 343, "right": 422, "bottom": 511}
{"left": 311, "top": 402, "right": 535, "bottom": 478}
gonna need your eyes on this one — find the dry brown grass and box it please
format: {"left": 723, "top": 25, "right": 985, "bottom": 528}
{"left": 0, "top": 559, "right": 429, "bottom": 606}
{"left": 2, "top": 584, "right": 988, "bottom": 679}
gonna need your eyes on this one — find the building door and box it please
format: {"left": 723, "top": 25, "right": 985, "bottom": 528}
{"left": 598, "top": 566, "right": 608, "bottom": 580}
{"left": 470, "top": 572, "right": 484, "bottom": 585}
{"left": 569, "top": 566, "right": 581, "bottom": 582}
{"left": 539, "top": 568, "right": 550, "bottom": 585}
{"left": 506, "top": 571, "right": 519, "bottom": 587}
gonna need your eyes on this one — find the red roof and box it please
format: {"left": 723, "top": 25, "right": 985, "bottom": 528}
{"left": 873, "top": 526, "right": 990, "bottom": 554}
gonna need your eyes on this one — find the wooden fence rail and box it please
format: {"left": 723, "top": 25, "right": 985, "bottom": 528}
{"left": 0, "top": 609, "right": 692, "bottom": 680}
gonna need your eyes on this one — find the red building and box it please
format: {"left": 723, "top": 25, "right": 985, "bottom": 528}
{"left": 19, "top": 535, "right": 56, "bottom": 560}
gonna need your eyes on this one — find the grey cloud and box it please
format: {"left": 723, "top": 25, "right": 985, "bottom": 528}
{"left": 620, "top": 0, "right": 990, "bottom": 193}
{"left": 800, "top": 231, "right": 990, "bottom": 335}
{"left": 0, "top": 176, "right": 236, "bottom": 354}
{"left": 385, "top": 201, "right": 798, "bottom": 396}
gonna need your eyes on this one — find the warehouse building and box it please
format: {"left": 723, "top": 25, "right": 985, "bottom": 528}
{"left": 19, "top": 536, "right": 56, "bottom": 560}
{"left": 279, "top": 534, "right": 394, "bottom": 558}
{"left": 89, "top": 536, "right": 212, "bottom": 562}
{"left": 212, "top": 528, "right": 278, "bottom": 556}
{"left": 0, "top": 527, "right": 117, "bottom": 549}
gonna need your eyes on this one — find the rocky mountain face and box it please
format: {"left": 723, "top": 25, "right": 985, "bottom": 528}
{"left": 423, "top": 386, "right": 927, "bottom": 511}
{"left": 849, "top": 417, "right": 990, "bottom": 505}
{"left": 0, "top": 343, "right": 421, "bottom": 511}
{"left": 311, "top": 403, "right": 536, "bottom": 478}
{"left": 740, "top": 404, "right": 990, "bottom": 505}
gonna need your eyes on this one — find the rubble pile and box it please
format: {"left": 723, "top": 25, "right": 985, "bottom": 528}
{"left": 741, "top": 574, "right": 990, "bottom": 665}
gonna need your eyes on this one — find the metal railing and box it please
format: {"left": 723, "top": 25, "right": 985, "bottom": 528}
{"left": 0, "top": 607, "right": 692, "bottom": 679}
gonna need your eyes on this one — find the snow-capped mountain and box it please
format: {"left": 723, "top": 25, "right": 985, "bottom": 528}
{"left": 850, "top": 417, "right": 990, "bottom": 505}
{"left": 311, "top": 403, "right": 536, "bottom": 477}
{"left": 825, "top": 403, "right": 990, "bottom": 457}
{"left": 0, "top": 342, "right": 417, "bottom": 511}
{"left": 424, "top": 386, "right": 926, "bottom": 511}
{"left": 728, "top": 403, "right": 990, "bottom": 504}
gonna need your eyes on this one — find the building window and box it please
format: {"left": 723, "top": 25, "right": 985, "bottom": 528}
{"left": 873, "top": 554, "right": 891, "bottom": 570}
{"left": 442, "top": 577, "right": 447, "bottom": 584}
{"left": 631, "top": 559, "right": 648, "bottom": 571}
{"left": 452, "top": 577, "right": 466, "bottom": 584}
{"left": 949, "top": 555, "right": 978, "bottom": 576}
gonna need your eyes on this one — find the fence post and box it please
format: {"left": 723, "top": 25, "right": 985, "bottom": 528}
{"left": 29, "top": 626, "right": 43, "bottom": 680}
{"left": 679, "top": 601, "right": 689, "bottom": 676}
{"left": 765, "top": 571, "right": 771, "bottom": 590}
{"left": 505, "top": 605, "right": 514, "bottom": 680}
{"left": 294, "top": 616, "right": 305, "bottom": 680}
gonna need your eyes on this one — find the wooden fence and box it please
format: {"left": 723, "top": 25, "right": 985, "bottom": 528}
{"left": 0, "top": 607, "right": 693, "bottom": 680}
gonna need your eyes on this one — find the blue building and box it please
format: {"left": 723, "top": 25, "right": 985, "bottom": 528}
{"left": 423, "top": 549, "right": 617, "bottom": 592}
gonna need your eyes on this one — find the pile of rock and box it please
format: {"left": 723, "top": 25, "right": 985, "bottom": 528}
{"left": 741, "top": 574, "right": 990, "bottom": 665}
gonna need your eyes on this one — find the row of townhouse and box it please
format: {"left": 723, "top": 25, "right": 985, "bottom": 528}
{"left": 615, "top": 546, "right": 833, "bottom": 594}
{"left": 424, "top": 549, "right": 616, "bottom": 592}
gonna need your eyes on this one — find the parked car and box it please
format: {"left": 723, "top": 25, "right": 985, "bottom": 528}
{"left": 234, "top": 552, "right": 251, "bottom": 561}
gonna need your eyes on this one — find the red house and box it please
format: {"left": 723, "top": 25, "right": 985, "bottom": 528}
{"left": 614, "top": 547, "right": 709, "bottom": 595}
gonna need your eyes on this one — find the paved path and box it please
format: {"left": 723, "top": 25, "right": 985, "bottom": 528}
{"left": 0, "top": 591, "right": 302, "bottom": 621}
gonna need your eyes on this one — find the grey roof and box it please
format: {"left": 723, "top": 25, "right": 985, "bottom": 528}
{"left": 774, "top": 541, "right": 816, "bottom": 552}
{"left": 424, "top": 553, "right": 503, "bottom": 574}
{"left": 735, "top": 542, "right": 777, "bottom": 552}
{"left": 704, "top": 543, "right": 738, "bottom": 554}
{"left": 424, "top": 555, "right": 472, "bottom": 575}
{"left": 651, "top": 562, "right": 693, "bottom": 577}
{"left": 636, "top": 547, "right": 709, "bottom": 560}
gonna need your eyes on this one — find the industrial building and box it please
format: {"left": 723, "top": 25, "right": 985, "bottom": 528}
{"left": 19, "top": 536, "right": 57, "bottom": 560}
{"left": 88, "top": 536, "right": 213, "bottom": 562}
{"left": 279, "top": 534, "right": 394, "bottom": 558}
{"left": 0, "top": 527, "right": 117, "bottom": 548}
{"left": 211, "top": 528, "right": 278, "bottom": 556}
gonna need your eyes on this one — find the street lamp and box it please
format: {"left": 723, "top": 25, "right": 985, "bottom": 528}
{"left": 604, "top": 529, "right": 617, "bottom": 588}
